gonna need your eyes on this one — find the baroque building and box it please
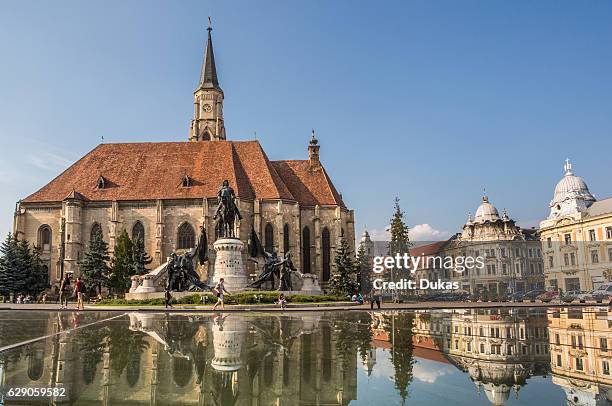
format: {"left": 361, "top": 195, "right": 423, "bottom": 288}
{"left": 447, "top": 195, "right": 544, "bottom": 296}
{"left": 539, "top": 160, "right": 612, "bottom": 292}
{"left": 11, "top": 24, "right": 355, "bottom": 290}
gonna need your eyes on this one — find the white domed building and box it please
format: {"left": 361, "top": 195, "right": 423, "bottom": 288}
{"left": 540, "top": 160, "right": 612, "bottom": 292}
{"left": 446, "top": 195, "right": 543, "bottom": 297}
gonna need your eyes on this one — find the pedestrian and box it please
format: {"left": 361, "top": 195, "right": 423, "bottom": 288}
{"left": 278, "top": 293, "right": 287, "bottom": 310}
{"left": 74, "top": 277, "right": 84, "bottom": 310}
{"left": 370, "top": 291, "right": 381, "bottom": 309}
{"left": 165, "top": 290, "right": 173, "bottom": 309}
{"left": 212, "top": 278, "right": 230, "bottom": 311}
{"left": 59, "top": 274, "right": 70, "bottom": 309}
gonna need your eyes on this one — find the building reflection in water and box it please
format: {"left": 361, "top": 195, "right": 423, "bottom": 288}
{"left": 0, "top": 308, "right": 610, "bottom": 405}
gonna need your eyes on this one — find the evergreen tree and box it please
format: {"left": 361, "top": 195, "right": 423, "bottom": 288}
{"left": 355, "top": 243, "right": 371, "bottom": 294}
{"left": 131, "top": 236, "right": 152, "bottom": 276}
{"left": 388, "top": 197, "right": 412, "bottom": 255}
{"left": 16, "top": 239, "right": 34, "bottom": 295}
{"left": 0, "top": 233, "right": 19, "bottom": 297}
{"left": 383, "top": 312, "right": 415, "bottom": 404}
{"left": 107, "top": 230, "right": 134, "bottom": 294}
{"left": 80, "top": 226, "right": 110, "bottom": 295}
{"left": 29, "top": 246, "right": 49, "bottom": 296}
{"left": 328, "top": 235, "right": 358, "bottom": 296}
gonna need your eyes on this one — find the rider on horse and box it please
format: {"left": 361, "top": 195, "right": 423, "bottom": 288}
{"left": 213, "top": 180, "right": 242, "bottom": 238}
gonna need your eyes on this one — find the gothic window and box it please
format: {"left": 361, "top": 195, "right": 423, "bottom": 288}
{"left": 177, "top": 223, "right": 195, "bottom": 249}
{"left": 283, "top": 223, "right": 290, "bottom": 253}
{"left": 38, "top": 225, "right": 52, "bottom": 253}
{"left": 132, "top": 221, "right": 145, "bottom": 242}
{"left": 90, "top": 223, "right": 102, "bottom": 242}
{"left": 27, "top": 350, "right": 44, "bottom": 381}
{"left": 322, "top": 227, "right": 331, "bottom": 281}
{"left": 172, "top": 357, "right": 193, "bottom": 387}
{"left": 126, "top": 352, "right": 141, "bottom": 387}
{"left": 302, "top": 227, "right": 311, "bottom": 274}
{"left": 264, "top": 223, "right": 274, "bottom": 253}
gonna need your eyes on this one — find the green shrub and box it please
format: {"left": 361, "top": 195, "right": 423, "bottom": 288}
{"left": 95, "top": 291, "right": 347, "bottom": 306}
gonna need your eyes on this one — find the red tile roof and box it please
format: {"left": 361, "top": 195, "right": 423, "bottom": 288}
{"left": 23, "top": 141, "right": 346, "bottom": 208}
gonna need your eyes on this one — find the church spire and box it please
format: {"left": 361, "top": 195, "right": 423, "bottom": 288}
{"left": 189, "top": 17, "right": 226, "bottom": 141}
{"left": 198, "top": 17, "right": 221, "bottom": 91}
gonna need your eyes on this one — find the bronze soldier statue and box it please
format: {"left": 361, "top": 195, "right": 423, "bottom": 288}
{"left": 213, "top": 180, "right": 242, "bottom": 238}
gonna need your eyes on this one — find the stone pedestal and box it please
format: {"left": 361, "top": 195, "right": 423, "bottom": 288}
{"left": 211, "top": 315, "right": 247, "bottom": 372}
{"left": 137, "top": 274, "right": 157, "bottom": 293}
{"left": 210, "top": 238, "right": 249, "bottom": 291}
{"left": 300, "top": 273, "right": 323, "bottom": 295}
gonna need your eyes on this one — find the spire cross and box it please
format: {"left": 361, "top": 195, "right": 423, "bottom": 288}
{"left": 207, "top": 16, "right": 212, "bottom": 32}
{"left": 564, "top": 158, "right": 572, "bottom": 174}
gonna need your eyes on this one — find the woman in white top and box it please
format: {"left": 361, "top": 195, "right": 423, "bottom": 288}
{"left": 212, "top": 278, "right": 231, "bottom": 311}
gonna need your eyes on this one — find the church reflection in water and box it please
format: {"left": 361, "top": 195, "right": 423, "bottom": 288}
{"left": 0, "top": 307, "right": 610, "bottom": 405}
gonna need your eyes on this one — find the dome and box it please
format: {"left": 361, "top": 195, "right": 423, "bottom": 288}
{"left": 474, "top": 196, "right": 500, "bottom": 223}
{"left": 550, "top": 160, "right": 595, "bottom": 208}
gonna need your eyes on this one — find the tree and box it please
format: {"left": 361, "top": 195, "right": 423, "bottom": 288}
{"left": 355, "top": 243, "right": 371, "bottom": 294}
{"left": 17, "top": 238, "right": 49, "bottom": 296}
{"left": 388, "top": 197, "right": 413, "bottom": 301}
{"left": 132, "top": 236, "right": 152, "bottom": 276}
{"left": 107, "top": 230, "right": 133, "bottom": 294}
{"left": 328, "top": 235, "right": 358, "bottom": 296}
{"left": 80, "top": 226, "right": 110, "bottom": 295}
{"left": 29, "top": 246, "right": 50, "bottom": 296}
{"left": 0, "top": 233, "right": 20, "bottom": 297}
{"left": 383, "top": 312, "right": 415, "bottom": 404}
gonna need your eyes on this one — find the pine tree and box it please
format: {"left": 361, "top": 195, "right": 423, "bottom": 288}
{"left": 80, "top": 226, "right": 110, "bottom": 295}
{"left": 107, "top": 230, "right": 134, "bottom": 294}
{"left": 355, "top": 243, "right": 371, "bottom": 294}
{"left": 389, "top": 197, "right": 412, "bottom": 255}
{"left": 328, "top": 235, "right": 358, "bottom": 296}
{"left": 0, "top": 233, "right": 19, "bottom": 297}
{"left": 29, "top": 246, "right": 49, "bottom": 296}
{"left": 383, "top": 312, "right": 415, "bottom": 404}
{"left": 16, "top": 238, "right": 34, "bottom": 295}
{"left": 131, "top": 236, "right": 152, "bottom": 276}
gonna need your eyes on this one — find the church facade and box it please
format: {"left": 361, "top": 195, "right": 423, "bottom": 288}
{"left": 12, "top": 25, "right": 355, "bottom": 290}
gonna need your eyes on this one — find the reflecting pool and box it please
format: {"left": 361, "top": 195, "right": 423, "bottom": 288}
{"left": 0, "top": 307, "right": 610, "bottom": 405}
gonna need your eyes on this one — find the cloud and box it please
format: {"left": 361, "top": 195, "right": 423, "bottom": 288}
{"left": 409, "top": 224, "right": 451, "bottom": 242}
{"left": 26, "top": 151, "right": 72, "bottom": 171}
{"left": 412, "top": 360, "right": 453, "bottom": 383}
{"left": 368, "top": 227, "right": 390, "bottom": 241}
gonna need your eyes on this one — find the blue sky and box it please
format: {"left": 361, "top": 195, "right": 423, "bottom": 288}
{"left": 1, "top": 1, "right": 611, "bottom": 241}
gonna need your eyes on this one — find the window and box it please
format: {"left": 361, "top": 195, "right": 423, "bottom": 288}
{"left": 576, "top": 357, "right": 584, "bottom": 371}
{"left": 90, "top": 223, "right": 102, "bottom": 242}
{"left": 181, "top": 175, "right": 191, "bottom": 188}
{"left": 555, "top": 334, "right": 560, "bottom": 345}
{"left": 547, "top": 237, "right": 552, "bottom": 248}
{"left": 502, "top": 263, "right": 507, "bottom": 274}
{"left": 283, "top": 223, "right": 290, "bottom": 253}
{"left": 177, "top": 223, "right": 195, "bottom": 249}
{"left": 603, "top": 361, "right": 610, "bottom": 375}
{"left": 302, "top": 227, "right": 311, "bottom": 274}
{"left": 564, "top": 253, "right": 569, "bottom": 266}
{"left": 38, "top": 225, "right": 52, "bottom": 252}
{"left": 132, "top": 221, "right": 145, "bottom": 242}
{"left": 528, "top": 248, "right": 533, "bottom": 258}
{"left": 467, "top": 342, "right": 471, "bottom": 352}
{"left": 570, "top": 252, "right": 576, "bottom": 266}
{"left": 548, "top": 256, "right": 554, "bottom": 268}
{"left": 557, "top": 354, "right": 562, "bottom": 367}
{"left": 564, "top": 234, "right": 572, "bottom": 244}
{"left": 601, "top": 337, "right": 608, "bottom": 352}
{"left": 322, "top": 228, "right": 331, "bottom": 281}
{"left": 566, "top": 278, "right": 580, "bottom": 292}
{"left": 530, "top": 263, "right": 535, "bottom": 275}
{"left": 591, "top": 250, "right": 599, "bottom": 264}
{"left": 480, "top": 343, "right": 485, "bottom": 353}
{"left": 264, "top": 223, "right": 274, "bottom": 253}
{"left": 97, "top": 176, "right": 106, "bottom": 189}
{"left": 607, "top": 227, "right": 612, "bottom": 240}
{"left": 608, "top": 248, "right": 612, "bottom": 261}
{"left": 589, "top": 229, "right": 597, "bottom": 241}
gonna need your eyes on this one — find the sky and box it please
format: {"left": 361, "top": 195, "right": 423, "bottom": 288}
{"left": 1, "top": 1, "right": 611, "bottom": 241}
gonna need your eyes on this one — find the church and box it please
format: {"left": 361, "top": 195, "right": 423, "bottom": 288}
{"left": 12, "top": 24, "right": 355, "bottom": 290}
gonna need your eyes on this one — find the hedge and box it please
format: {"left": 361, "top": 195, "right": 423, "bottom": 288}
{"left": 96, "top": 291, "right": 348, "bottom": 306}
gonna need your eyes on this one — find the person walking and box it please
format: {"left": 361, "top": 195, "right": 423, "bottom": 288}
{"left": 370, "top": 291, "right": 381, "bottom": 310}
{"left": 165, "top": 289, "right": 173, "bottom": 309}
{"left": 59, "top": 274, "right": 70, "bottom": 309}
{"left": 212, "top": 278, "right": 230, "bottom": 311}
{"left": 278, "top": 293, "right": 287, "bottom": 310}
{"left": 74, "top": 277, "right": 84, "bottom": 310}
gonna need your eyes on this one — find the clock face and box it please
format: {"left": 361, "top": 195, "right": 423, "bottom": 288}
{"left": 203, "top": 104, "right": 212, "bottom": 113}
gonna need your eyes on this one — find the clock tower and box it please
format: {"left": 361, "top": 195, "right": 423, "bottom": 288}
{"left": 189, "top": 19, "right": 226, "bottom": 141}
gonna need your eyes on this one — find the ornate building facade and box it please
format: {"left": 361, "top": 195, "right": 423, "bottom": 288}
{"left": 447, "top": 195, "right": 544, "bottom": 296}
{"left": 540, "top": 160, "right": 612, "bottom": 292}
{"left": 11, "top": 25, "right": 355, "bottom": 290}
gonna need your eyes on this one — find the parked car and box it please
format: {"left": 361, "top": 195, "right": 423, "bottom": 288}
{"left": 590, "top": 283, "right": 612, "bottom": 300}
{"left": 523, "top": 289, "right": 546, "bottom": 300}
{"left": 560, "top": 290, "right": 584, "bottom": 301}
{"left": 537, "top": 289, "right": 560, "bottom": 301}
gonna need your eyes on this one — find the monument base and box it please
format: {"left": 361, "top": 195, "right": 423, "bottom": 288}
{"left": 210, "top": 238, "right": 250, "bottom": 291}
